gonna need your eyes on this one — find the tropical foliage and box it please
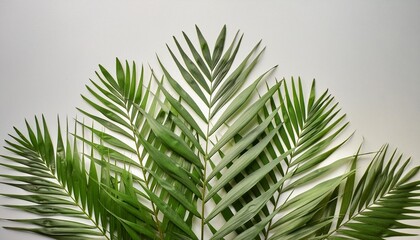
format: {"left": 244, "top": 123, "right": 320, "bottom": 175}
{"left": 1, "top": 26, "right": 420, "bottom": 240}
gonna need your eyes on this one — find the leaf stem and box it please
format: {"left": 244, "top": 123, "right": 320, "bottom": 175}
{"left": 61, "top": 183, "right": 111, "bottom": 240}
{"left": 43, "top": 155, "right": 110, "bottom": 239}
{"left": 323, "top": 188, "right": 396, "bottom": 238}
{"left": 201, "top": 88, "right": 212, "bottom": 240}
{"left": 264, "top": 117, "right": 306, "bottom": 238}
{"left": 125, "top": 103, "right": 164, "bottom": 239}
{"left": 263, "top": 159, "right": 291, "bottom": 239}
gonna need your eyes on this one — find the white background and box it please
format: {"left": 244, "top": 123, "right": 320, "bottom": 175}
{"left": 0, "top": 0, "right": 420, "bottom": 239}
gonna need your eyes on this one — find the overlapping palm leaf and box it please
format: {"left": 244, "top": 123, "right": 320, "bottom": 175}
{"left": 204, "top": 78, "right": 352, "bottom": 239}
{"left": 0, "top": 116, "right": 125, "bottom": 239}
{"left": 152, "top": 25, "right": 355, "bottom": 239}
{"left": 157, "top": 26, "right": 287, "bottom": 237}
{"left": 79, "top": 59, "right": 202, "bottom": 239}
{"left": 1, "top": 26, "right": 420, "bottom": 240}
{"left": 323, "top": 145, "right": 420, "bottom": 239}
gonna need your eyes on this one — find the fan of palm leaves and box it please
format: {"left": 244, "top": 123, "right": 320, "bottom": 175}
{"left": 1, "top": 25, "right": 419, "bottom": 240}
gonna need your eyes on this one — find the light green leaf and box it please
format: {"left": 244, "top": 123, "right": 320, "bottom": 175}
{"left": 143, "top": 187, "right": 198, "bottom": 240}
{"left": 157, "top": 57, "right": 207, "bottom": 121}
{"left": 211, "top": 25, "right": 226, "bottom": 67}
{"left": 206, "top": 149, "right": 292, "bottom": 221}
{"left": 207, "top": 108, "right": 280, "bottom": 180}
{"left": 167, "top": 45, "right": 209, "bottom": 106}
{"left": 209, "top": 81, "right": 281, "bottom": 157}
{"left": 147, "top": 170, "right": 201, "bottom": 217}
{"left": 182, "top": 31, "right": 211, "bottom": 80}
{"left": 206, "top": 126, "right": 283, "bottom": 202}
{"left": 140, "top": 138, "right": 202, "bottom": 198}
{"left": 173, "top": 36, "right": 210, "bottom": 93}
{"left": 195, "top": 25, "right": 212, "bottom": 69}
{"left": 209, "top": 67, "right": 277, "bottom": 131}
{"left": 139, "top": 108, "right": 203, "bottom": 169}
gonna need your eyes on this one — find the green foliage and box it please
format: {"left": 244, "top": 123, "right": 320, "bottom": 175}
{"left": 1, "top": 26, "right": 420, "bottom": 240}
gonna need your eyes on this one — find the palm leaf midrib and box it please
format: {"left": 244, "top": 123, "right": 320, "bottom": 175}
{"left": 263, "top": 100, "right": 311, "bottom": 239}
{"left": 124, "top": 101, "right": 165, "bottom": 238}
{"left": 167, "top": 28, "right": 256, "bottom": 238}
{"left": 192, "top": 52, "right": 338, "bottom": 239}
{"left": 322, "top": 147, "right": 420, "bottom": 239}
{"left": 326, "top": 184, "right": 414, "bottom": 239}
{"left": 100, "top": 74, "right": 166, "bottom": 238}
{"left": 262, "top": 84, "right": 344, "bottom": 239}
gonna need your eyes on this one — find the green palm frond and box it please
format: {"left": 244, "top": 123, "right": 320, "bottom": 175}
{"left": 261, "top": 78, "right": 352, "bottom": 238}
{"left": 0, "top": 116, "right": 111, "bottom": 239}
{"left": 159, "top": 26, "right": 285, "bottom": 238}
{"left": 79, "top": 58, "right": 202, "bottom": 239}
{"left": 205, "top": 77, "right": 352, "bottom": 239}
{"left": 1, "top": 26, "right": 419, "bottom": 240}
{"left": 325, "top": 145, "right": 420, "bottom": 239}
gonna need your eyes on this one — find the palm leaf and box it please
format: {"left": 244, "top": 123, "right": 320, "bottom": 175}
{"left": 1, "top": 26, "right": 420, "bottom": 240}
{"left": 79, "top": 58, "right": 203, "bottom": 239}
{"left": 324, "top": 145, "right": 420, "bottom": 239}
{"left": 1, "top": 116, "right": 112, "bottom": 239}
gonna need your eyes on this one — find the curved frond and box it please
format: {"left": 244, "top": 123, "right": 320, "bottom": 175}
{"left": 79, "top": 59, "right": 202, "bottom": 239}
{"left": 1, "top": 26, "right": 419, "bottom": 240}
{"left": 158, "top": 26, "right": 284, "bottom": 238}
{"left": 325, "top": 145, "right": 420, "bottom": 239}
{"left": 1, "top": 116, "right": 112, "bottom": 239}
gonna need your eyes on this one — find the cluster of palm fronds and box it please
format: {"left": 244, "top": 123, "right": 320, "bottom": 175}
{"left": 1, "top": 26, "right": 420, "bottom": 240}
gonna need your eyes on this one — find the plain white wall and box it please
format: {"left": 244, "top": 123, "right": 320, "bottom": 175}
{"left": 0, "top": 0, "right": 419, "bottom": 239}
